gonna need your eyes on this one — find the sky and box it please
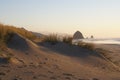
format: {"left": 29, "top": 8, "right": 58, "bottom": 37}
{"left": 0, "top": 0, "right": 120, "bottom": 38}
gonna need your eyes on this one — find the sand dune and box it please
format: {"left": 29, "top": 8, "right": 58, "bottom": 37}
{"left": 0, "top": 34, "right": 120, "bottom": 80}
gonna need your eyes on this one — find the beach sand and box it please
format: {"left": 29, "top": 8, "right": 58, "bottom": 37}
{"left": 0, "top": 35, "right": 120, "bottom": 80}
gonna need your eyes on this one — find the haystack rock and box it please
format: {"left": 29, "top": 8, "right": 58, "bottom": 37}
{"left": 73, "top": 31, "right": 84, "bottom": 39}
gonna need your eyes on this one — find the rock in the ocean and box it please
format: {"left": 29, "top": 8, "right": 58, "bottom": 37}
{"left": 73, "top": 31, "right": 84, "bottom": 39}
{"left": 91, "top": 35, "right": 94, "bottom": 38}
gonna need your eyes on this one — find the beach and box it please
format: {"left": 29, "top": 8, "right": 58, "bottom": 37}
{"left": 0, "top": 35, "right": 120, "bottom": 80}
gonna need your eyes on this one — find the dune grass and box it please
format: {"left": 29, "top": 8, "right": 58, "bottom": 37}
{"left": 62, "top": 36, "right": 73, "bottom": 44}
{"left": 41, "top": 34, "right": 60, "bottom": 45}
{"left": 41, "top": 34, "right": 95, "bottom": 51}
{"left": 0, "top": 24, "right": 36, "bottom": 40}
{"left": 0, "top": 23, "right": 36, "bottom": 49}
{"left": 78, "top": 41, "right": 95, "bottom": 50}
{"left": 41, "top": 34, "right": 74, "bottom": 45}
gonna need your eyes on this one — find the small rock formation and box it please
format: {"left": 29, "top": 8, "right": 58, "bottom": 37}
{"left": 91, "top": 35, "right": 94, "bottom": 39}
{"left": 73, "top": 31, "right": 84, "bottom": 39}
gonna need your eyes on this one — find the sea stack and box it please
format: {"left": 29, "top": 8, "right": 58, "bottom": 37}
{"left": 73, "top": 31, "right": 84, "bottom": 39}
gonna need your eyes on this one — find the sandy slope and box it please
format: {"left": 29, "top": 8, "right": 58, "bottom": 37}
{"left": 0, "top": 34, "right": 120, "bottom": 80}
{"left": 96, "top": 44, "right": 120, "bottom": 68}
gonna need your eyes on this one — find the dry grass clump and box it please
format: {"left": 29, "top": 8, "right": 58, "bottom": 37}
{"left": 0, "top": 23, "right": 36, "bottom": 41}
{"left": 0, "top": 25, "right": 13, "bottom": 42}
{"left": 62, "top": 36, "right": 73, "bottom": 44}
{"left": 0, "top": 42, "right": 7, "bottom": 50}
{"left": 41, "top": 34, "right": 73, "bottom": 45}
{"left": 0, "top": 23, "right": 36, "bottom": 49}
{"left": 78, "top": 41, "right": 95, "bottom": 50}
{"left": 41, "top": 34, "right": 60, "bottom": 45}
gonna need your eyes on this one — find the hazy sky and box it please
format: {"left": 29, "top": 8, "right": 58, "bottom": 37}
{"left": 0, "top": 0, "right": 120, "bottom": 38}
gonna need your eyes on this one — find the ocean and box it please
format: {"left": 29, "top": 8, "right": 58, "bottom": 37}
{"left": 73, "top": 38, "right": 120, "bottom": 45}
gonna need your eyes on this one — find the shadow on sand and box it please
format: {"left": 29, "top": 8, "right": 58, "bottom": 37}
{"left": 7, "top": 34, "right": 29, "bottom": 51}
{"left": 38, "top": 42, "right": 104, "bottom": 60}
